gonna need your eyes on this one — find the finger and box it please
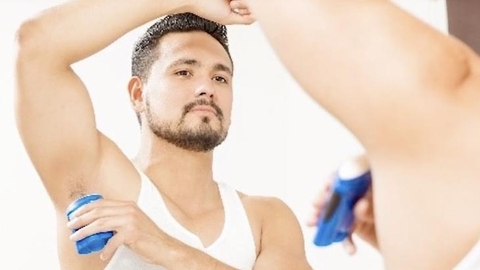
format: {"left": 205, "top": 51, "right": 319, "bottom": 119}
{"left": 100, "top": 233, "right": 123, "bottom": 261}
{"left": 232, "top": 8, "right": 250, "bottom": 16}
{"left": 67, "top": 204, "right": 132, "bottom": 230}
{"left": 69, "top": 214, "right": 130, "bottom": 241}
{"left": 308, "top": 173, "right": 337, "bottom": 226}
{"left": 68, "top": 200, "right": 103, "bottom": 219}
{"left": 342, "top": 235, "right": 357, "bottom": 255}
{"left": 69, "top": 199, "right": 133, "bottom": 219}
{"left": 312, "top": 187, "right": 332, "bottom": 208}
{"left": 354, "top": 198, "right": 374, "bottom": 223}
{"left": 320, "top": 171, "right": 335, "bottom": 193}
{"left": 312, "top": 173, "right": 335, "bottom": 207}
{"left": 225, "top": 12, "right": 255, "bottom": 25}
{"left": 306, "top": 211, "right": 321, "bottom": 227}
{"left": 307, "top": 200, "right": 327, "bottom": 227}
{"left": 306, "top": 200, "right": 328, "bottom": 227}
{"left": 312, "top": 193, "right": 331, "bottom": 211}
{"left": 230, "top": 0, "right": 250, "bottom": 10}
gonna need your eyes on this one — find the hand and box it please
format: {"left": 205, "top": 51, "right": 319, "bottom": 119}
{"left": 67, "top": 199, "right": 175, "bottom": 264}
{"left": 307, "top": 171, "right": 378, "bottom": 255}
{"left": 187, "top": 0, "right": 255, "bottom": 25}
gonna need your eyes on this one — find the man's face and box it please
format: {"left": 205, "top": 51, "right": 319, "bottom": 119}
{"left": 142, "top": 31, "right": 233, "bottom": 152}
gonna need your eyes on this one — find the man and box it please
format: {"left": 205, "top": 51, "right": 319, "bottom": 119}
{"left": 15, "top": 1, "right": 310, "bottom": 269}
{"left": 243, "top": 0, "right": 480, "bottom": 269}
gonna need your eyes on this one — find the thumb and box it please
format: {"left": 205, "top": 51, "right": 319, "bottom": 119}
{"left": 354, "top": 198, "right": 374, "bottom": 223}
{"left": 342, "top": 235, "right": 357, "bottom": 256}
{"left": 222, "top": 11, "right": 255, "bottom": 25}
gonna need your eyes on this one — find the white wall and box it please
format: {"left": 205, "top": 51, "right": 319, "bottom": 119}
{"left": 1, "top": 1, "right": 447, "bottom": 269}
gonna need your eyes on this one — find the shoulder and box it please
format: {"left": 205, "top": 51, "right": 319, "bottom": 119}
{"left": 237, "top": 192, "right": 298, "bottom": 224}
{"left": 237, "top": 192, "right": 309, "bottom": 267}
{"left": 242, "top": 194, "right": 290, "bottom": 210}
{"left": 221, "top": 183, "right": 300, "bottom": 228}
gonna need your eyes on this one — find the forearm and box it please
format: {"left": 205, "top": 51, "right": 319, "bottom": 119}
{"left": 162, "top": 242, "right": 237, "bottom": 270}
{"left": 16, "top": 0, "right": 189, "bottom": 65}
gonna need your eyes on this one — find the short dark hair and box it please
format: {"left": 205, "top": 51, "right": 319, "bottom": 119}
{"left": 131, "top": 12, "right": 231, "bottom": 82}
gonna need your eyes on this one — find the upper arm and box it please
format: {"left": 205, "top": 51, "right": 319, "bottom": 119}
{"left": 253, "top": 198, "right": 312, "bottom": 270}
{"left": 15, "top": 20, "right": 102, "bottom": 206}
{"left": 248, "top": 0, "right": 473, "bottom": 148}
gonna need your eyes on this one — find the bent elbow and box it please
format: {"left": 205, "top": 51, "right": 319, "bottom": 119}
{"left": 15, "top": 19, "right": 49, "bottom": 61}
{"left": 454, "top": 52, "right": 473, "bottom": 90}
{"left": 413, "top": 40, "right": 473, "bottom": 94}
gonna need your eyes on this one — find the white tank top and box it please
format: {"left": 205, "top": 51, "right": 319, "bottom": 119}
{"left": 454, "top": 239, "right": 480, "bottom": 270}
{"left": 104, "top": 169, "right": 256, "bottom": 270}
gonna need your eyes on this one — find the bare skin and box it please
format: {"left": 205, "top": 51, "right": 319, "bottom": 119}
{"left": 309, "top": 0, "right": 480, "bottom": 260}
{"left": 240, "top": 0, "right": 480, "bottom": 269}
{"left": 14, "top": 0, "right": 310, "bottom": 269}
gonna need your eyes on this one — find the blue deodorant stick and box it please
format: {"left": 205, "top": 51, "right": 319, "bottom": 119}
{"left": 66, "top": 194, "right": 114, "bottom": 255}
{"left": 314, "top": 156, "right": 372, "bottom": 246}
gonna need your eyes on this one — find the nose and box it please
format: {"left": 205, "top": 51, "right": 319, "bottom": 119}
{"left": 194, "top": 79, "right": 216, "bottom": 100}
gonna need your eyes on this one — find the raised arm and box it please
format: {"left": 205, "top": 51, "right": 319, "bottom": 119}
{"left": 14, "top": 0, "right": 251, "bottom": 208}
{"left": 242, "top": 1, "right": 480, "bottom": 269}
{"left": 14, "top": 0, "right": 189, "bottom": 208}
{"left": 242, "top": 0, "right": 475, "bottom": 151}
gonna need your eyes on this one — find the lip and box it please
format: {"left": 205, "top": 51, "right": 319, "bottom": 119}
{"left": 190, "top": 105, "right": 217, "bottom": 115}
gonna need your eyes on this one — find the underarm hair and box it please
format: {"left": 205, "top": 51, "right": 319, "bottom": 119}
{"left": 67, "top": 175, "right": 87, "bottom": 200}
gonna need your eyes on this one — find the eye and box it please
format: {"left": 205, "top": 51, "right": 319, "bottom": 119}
{"left": 175, "top": 70, "right": 192, "bottom": 77}
{"left": 213, "top": 76, "right": 228, "bottom": 84}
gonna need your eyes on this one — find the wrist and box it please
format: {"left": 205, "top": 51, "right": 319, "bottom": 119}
{"left": 158, "top": 238, "right": 189, "bottom": 268}
{"left": 165, "top": 0, "right": 196, "bottom": 14}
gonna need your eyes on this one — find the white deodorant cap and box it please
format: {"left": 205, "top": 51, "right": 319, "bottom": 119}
{"left": 337, "top": 155, "right": 370, "bottom": 180}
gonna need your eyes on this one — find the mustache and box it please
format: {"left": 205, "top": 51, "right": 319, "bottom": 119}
{"left": 183, "top": 99, "right": 224, "bottom": 119}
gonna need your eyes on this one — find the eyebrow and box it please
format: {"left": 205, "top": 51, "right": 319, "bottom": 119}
{"left": 167, "top": 58, "right": 233, "bottom": 76}
{"left": 213, "top": 63, "right": 233, "bottom": 76}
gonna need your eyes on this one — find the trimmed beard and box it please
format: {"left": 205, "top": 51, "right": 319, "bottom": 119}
{"left": 145, "top": 99, "right": 228, "bottom": 152}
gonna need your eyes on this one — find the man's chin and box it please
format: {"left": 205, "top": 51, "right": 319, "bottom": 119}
{"left": 184, "top": 117, "right": 221, "bottom": 130}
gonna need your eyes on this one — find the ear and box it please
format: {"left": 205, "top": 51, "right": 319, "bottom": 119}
{"left": 128, "top": 76, "right": 145, "bottom": 113}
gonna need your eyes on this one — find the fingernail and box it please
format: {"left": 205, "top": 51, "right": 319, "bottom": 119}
{"left": 66, "top": 219, "right": 75, "bottom": 229}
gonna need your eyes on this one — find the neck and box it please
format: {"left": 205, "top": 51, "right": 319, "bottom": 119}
{"left": 134, "top": 130, "right": 217, "bottom": 205}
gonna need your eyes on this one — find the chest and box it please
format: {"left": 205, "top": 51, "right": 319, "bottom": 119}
{"left": 160, "top": 195, "right": 261, "bottom": 255}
